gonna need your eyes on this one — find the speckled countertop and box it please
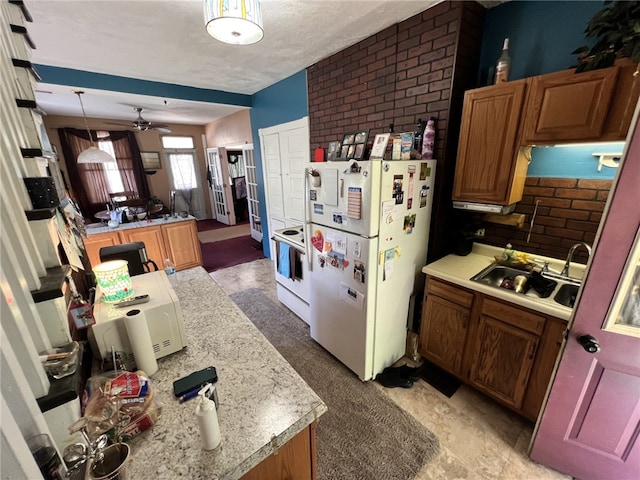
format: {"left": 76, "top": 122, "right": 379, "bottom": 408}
{"left": 422, "top": 243, "right": 586, "bottom": 321}
{"left": 126, "top": 267, "right": 327, "bottom": 479}
{"left": 86, "top": 215, "right": 196, "bottom": 235}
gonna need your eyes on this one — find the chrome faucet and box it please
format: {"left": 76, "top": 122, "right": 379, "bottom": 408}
{"left": 561, "top": 242, "right": 592, "bottom": 277}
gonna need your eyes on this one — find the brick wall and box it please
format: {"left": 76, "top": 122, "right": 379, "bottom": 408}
{"left": 307, "top": 1, "right": 486, "bottom": 261}
{"left": 482, "top": 178, "right": 612, "bottom": 263}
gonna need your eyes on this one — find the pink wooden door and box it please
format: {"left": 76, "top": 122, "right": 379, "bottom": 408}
{"left": 530, "top": 109, "right": 640, "bottom": 478}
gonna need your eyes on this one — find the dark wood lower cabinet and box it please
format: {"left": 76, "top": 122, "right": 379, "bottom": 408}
{"left": 419, "top": 276, "right": 565, "bottom": 421}
{"left": 469, "top": 315, "right": 539, "bottom": 409}
{"left": 420, "top": 295, "right": 470, "bottom": 376}
{"left": 241, "top": 423, "right": 317, "bottom": 480}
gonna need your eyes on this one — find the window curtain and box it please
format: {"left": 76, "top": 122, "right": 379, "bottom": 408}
{"left": 57, "top": 128, "right": 150, "bottom": 221}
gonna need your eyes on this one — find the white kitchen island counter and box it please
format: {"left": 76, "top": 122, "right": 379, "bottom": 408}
{"left": 126, "top": 267, "right": 327, "bottom": 479}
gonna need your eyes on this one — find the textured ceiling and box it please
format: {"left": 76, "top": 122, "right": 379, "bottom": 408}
{"left": 26, "top": 1, "right": 496, "bottom": 125}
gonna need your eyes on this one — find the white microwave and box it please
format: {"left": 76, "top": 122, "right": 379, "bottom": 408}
{"left": 89, "top": 271, "right": 187, "bottom": 368}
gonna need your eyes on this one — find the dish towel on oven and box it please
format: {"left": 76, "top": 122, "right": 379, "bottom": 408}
{"left": 291, "top": 249, "right": 303, "bottom": 281}
{"left": 277, "top": 242, "right": 291, "bottom": 278}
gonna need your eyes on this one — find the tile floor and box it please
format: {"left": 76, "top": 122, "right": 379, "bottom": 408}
{"left": 211, "top": 258, "right": 571, "bottom": 480}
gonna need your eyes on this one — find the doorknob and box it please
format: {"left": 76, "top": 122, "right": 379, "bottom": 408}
{"left": 578, "top": 334, "right": 600, "bottom": 353}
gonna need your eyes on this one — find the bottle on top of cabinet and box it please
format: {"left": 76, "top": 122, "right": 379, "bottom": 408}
{"left": 413, "top": 118, "right": 423, "bottom": 152}
{"left": 494, "top": 38, "right": 510, "bottom": 84}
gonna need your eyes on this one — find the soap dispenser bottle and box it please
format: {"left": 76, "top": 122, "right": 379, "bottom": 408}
{"left": 500, "top": 243, "right": 514, "bottom": 263}
{"left": 196, "top": 384, "right": 221, "bottom": 450}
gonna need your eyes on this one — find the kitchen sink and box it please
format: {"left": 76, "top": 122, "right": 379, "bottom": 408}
{"left": 470, "top": 264, "right": 530, "bottom": 288}
{"left": 471, "top": 263, "right": 579, "bottom": 308}
{"left": 554, "top": 284, "right": 579, "bottom": 308}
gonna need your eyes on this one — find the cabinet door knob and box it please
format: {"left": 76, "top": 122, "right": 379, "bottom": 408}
{"left": 578, "top": 334, "right": 600, "bottom": 354}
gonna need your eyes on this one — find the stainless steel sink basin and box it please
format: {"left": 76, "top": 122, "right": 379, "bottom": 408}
{"left": 554, "top": 284, "right": 579, "bottom": 308}
{"left": 471, "top": 263, "right": 580, "bottom": 308}
{"left": 471, "top": 264, "right": 530, "bottom": 288}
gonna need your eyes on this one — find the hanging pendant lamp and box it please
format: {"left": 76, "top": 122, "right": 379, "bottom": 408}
{"left": 73, "top": 91, "right": 115, "bottom": 164}
{"left": 203, "top": 0, "right": 264, "bottom": 45}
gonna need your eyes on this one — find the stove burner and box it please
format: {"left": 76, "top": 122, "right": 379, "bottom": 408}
{"left": 282, "top": 230, "right": 300, "bottom": 235}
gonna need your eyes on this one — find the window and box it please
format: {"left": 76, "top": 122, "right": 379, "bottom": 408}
{"left": 162, "top": 136, "right": 203, "bottom": 216}
{"left": 57, "top": 128, "right": 149, "bottom": 219}
{"left": 166, "top": 151, "right": 198, "bottom": 189}
{"left": 162, "top": 136, "right": 195, "bottom": 149}
{"left": 162, "top": 136, "right": 198, "bottom": 189}
{"left": 97, "top": 133, "right": 125, "bottom": 194}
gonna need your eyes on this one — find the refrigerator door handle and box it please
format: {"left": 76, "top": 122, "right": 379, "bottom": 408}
{"left": 340, "top": 178, "right": 344, "bottom": 199}
{"left": 303, "top": 168, "right": 313, "bottom": 270}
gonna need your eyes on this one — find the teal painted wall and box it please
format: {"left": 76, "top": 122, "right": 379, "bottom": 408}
{"left": 479, "top": 1, "right": 604, "bottom": 85}
{"left": 479, "top": 1, "right": 621, "bottom": 180}
{"left": 34, "top": 65, "right": 251, "bottom": 106}
{"left": 529, "top": 143, "right": 623, "bottom": 179}
{"left": 249, "top": 70, "right": 309, "bottom": 258}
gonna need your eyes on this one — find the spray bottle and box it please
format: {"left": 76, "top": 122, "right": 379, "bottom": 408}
{"left": 195, "top": 384, "right": 221, "bottom": 450}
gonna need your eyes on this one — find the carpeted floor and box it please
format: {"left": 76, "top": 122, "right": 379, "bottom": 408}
{"left": 197, "top": 218, "right": 249, "bottom": 232}
{"left": 230, "top": 288, "right": 440, "bottom": 480}
{"left": 200, "top": 236, "right": 264, "bottom": 272}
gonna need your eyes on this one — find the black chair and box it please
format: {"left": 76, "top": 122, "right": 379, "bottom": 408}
{"left": 99, "top": 242, "right": 158, "bottom": 276}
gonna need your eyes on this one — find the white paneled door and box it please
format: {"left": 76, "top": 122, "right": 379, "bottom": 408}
{"left": 279, "top": 127, "right": 308, "bottom": 223}
{"left": 242, "top": 144, "right": 262, "bottom": 242}
{"left": 261, "top": 132, "right": 285, "bottom": 220}
{"left": 259, "top": 117, "right": 310, "bottom": 256}
{"left": 206, "top": 147, "right": 234, "bottom": 225}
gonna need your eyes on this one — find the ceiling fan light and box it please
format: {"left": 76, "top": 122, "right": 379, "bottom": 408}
{"left": 204, "top": 0, "right": 264, "bottom": 45}
{"left": 78, "top": 146, "right": 116, "bottom": 164}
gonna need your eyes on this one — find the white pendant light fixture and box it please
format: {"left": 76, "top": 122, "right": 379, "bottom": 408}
{"left": 204, "top": 0, "right": 264, "bottom": 45}
{"left": 73, "top": 90, "right": 116, "bottom": 164}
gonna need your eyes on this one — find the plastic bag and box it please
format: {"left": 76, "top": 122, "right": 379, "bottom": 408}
{"left": 82, "top": 370, "right": 162, "bottom": 441}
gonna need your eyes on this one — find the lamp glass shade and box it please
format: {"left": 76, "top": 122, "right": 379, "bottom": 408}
{"left": 204, "top": 0, "right": 263, "bottom": 45}
{"left": 94, "top": 260, "right": 134, "bottom": 303}
{"left": 78, "top": 146, "right": 116, "bottom": 164}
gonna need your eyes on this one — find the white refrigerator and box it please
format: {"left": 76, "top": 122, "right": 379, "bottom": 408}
{"left": 304, "top": 159, "right": 436, "bottom": 380}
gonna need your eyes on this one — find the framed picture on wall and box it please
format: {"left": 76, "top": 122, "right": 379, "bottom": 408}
{"left": 141, "top": 151, "right": 161, "bottom": 170}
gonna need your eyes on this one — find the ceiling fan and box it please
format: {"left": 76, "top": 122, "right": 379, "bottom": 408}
{"left": 107, "top": 107, "right": 173, "bottom": 133}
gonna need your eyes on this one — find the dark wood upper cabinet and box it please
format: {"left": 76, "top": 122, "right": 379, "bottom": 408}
{"left": 452, "top": 59, "right": 638, "bottom": 207}
{"left": 522, "top": 58, "right": 639, "bottom": 144}
{"left": 453, "top": 79, "right": 530, "bottom": 205}
{"left": 522, "top": 66, "right": 618, "bottom": 144}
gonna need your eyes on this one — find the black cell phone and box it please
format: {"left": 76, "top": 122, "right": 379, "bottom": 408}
{"left": 173, "top": 366, "right": 218, "bottom": 397}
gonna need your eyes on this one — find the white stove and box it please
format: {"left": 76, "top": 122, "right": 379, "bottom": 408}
{"left": 273, "top": 226, "right": 305, "bottom": 250}
{"left": 272, "top": 225, "right": 310, "bottom": 324}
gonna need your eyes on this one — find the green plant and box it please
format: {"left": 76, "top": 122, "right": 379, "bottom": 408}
{"left": 573, "top": 1, "right": 640, "bottom": 73}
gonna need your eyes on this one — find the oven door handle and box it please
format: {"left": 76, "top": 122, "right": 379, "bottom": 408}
{"left": 270, "top": 237, "right": 306, "bottom": 255}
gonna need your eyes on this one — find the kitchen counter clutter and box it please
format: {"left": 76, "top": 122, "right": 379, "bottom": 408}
{"left": 125, "top": 267, "right": 327, "bottom": 479}
{"left": 422, "top": 242, "right": 584, "bottom": 321}
{"left": 86, "top": 214, "right": 196, "bottom": 235}
{"left": 83, "top": 216, "right": 202, "bottom": 272}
